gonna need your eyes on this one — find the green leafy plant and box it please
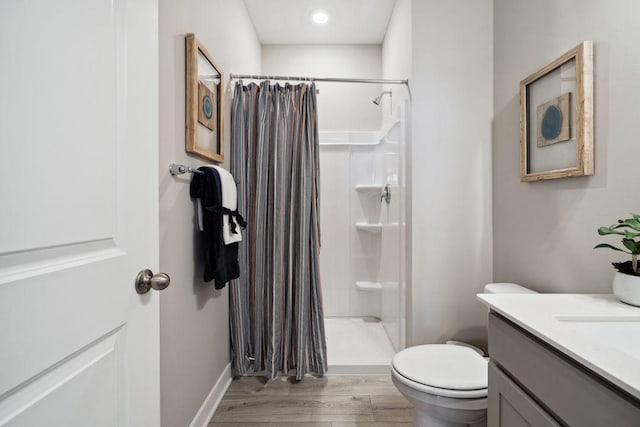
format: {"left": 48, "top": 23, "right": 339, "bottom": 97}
{"left": 595, "top": 213, "right": 640, "bottom": 276}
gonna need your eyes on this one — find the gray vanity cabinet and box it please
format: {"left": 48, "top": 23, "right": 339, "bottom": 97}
{"left": 487, "top": 312, "right": 640, "bottom": 427}
{"left": 488, "top": 362, "right": 560, "bottom": 427}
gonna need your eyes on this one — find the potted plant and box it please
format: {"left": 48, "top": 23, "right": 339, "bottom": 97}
{"left": 595, "top": 213, "right": 640, "bottom": 306}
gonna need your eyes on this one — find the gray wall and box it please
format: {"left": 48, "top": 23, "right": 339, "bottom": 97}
{"left": 382, "top": 0, "right": 411, "bottom": 115}
{"left": 261, "top": 44, "right": 383, "bottom": 131}
{"left": 493, "top": 0, "right": 640, "bottom": 292}
{"left": 410, "top": 0, "right": 494, "bottom": 348}
{"left": 158, "top": 1, "right": 260, "bottom": 426}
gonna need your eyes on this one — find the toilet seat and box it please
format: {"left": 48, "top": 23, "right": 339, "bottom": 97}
{"left": 391, "top": 344, "right": 488, "bottom": 399}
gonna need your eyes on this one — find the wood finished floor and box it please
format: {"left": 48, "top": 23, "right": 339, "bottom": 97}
{"left": 210, "top": 375, "right": 414, "bottom": 426}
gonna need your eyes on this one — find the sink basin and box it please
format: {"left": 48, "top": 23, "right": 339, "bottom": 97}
{"left": 556, "top": 316, "right": 640, "bottom": 360}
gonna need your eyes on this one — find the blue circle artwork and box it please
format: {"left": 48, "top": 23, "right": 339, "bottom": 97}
{"left": 541, "top": 105, "right": 563, "bottom": 140}
{"left": 203, "top": 95, "right": 213, "bottom": 119}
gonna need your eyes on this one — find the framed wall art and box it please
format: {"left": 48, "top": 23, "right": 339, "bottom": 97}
{"left": 186, "top": 33, "right": 224, "bottom": 163}
{"left": 520, "top": 41, "right": 593, "bottom": 181}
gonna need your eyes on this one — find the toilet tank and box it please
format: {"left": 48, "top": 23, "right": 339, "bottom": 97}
{"left": 483, "top": 282, "right": 537, "bottom": 294}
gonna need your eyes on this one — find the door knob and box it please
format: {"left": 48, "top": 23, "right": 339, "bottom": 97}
{"left": 135, "top": 269, "right": 171, "bottom": 294}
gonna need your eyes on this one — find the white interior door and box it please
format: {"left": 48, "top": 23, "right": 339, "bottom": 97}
{"left": 0, "top": 0, "right": 160, "bottom": 425}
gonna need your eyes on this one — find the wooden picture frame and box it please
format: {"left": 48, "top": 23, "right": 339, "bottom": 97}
{"left": 520, "top": 41, "right": 593, "bottom": 181}
{"left": 186, "top": 33, "right": 224, "bottom": 163}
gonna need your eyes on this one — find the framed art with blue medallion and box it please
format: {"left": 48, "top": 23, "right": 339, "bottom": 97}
{"left": 186, "top": 33, "right": 224, "bottom": 163}
{"left": 519, "top": 41, "right": 593, "bottom": 182}
{"left": 198, "top": 81, "right": 216, "bottom": 131}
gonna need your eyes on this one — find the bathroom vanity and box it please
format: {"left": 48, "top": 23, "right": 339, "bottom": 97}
{"left": 478, "top": 294, "right": 640, "bottom": 427}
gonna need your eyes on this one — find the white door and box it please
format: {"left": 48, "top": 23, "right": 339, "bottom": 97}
{"left": 0, "top": 0, "right": 160, "bottom": 425}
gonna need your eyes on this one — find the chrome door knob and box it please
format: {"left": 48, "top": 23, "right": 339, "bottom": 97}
{"left": 135, "top": 269, "right": 171, "bottom": 294}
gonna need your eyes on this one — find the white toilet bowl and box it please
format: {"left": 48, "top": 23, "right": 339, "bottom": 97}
{"left": 391, "top": 344, "right": 488, "bottom": 427}
{"left": 392, "top": 283, "right": 537, "bottom": 426}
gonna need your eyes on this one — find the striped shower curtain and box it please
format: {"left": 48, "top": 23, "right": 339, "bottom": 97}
{"left": 230, "top": 81, "right": 327, "bottom": 380}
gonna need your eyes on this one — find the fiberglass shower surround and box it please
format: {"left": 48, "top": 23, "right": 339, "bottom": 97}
{"left": 319, "top": 101, "right": 409, "bottom": 368}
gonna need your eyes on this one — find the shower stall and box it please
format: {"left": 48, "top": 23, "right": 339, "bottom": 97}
{"left": 228, "top": 71, "right": 409, "bottom": 375}
{"left": 319, "top": 100, "right": 409, "bottom": 373}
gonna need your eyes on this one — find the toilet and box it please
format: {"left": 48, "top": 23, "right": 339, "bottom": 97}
{"left": 391, "top": 283, "right": 537, "bottom": 427}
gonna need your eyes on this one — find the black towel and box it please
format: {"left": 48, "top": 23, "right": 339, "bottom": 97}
{"left": 190, "top": 167, "right": 241, "bottom": 288}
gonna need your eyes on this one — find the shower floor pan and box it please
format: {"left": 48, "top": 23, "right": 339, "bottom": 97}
{"left": 324, "top": 317, "right": 396, "bottom": 374}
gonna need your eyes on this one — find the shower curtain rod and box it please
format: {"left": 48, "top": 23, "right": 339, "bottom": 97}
{"left": 229, "top": 73, "right": 408, "bottom": 85}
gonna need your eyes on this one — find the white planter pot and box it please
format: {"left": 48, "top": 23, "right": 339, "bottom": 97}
{"left": 613, "top": 271, "right": 640, "bottom": 307}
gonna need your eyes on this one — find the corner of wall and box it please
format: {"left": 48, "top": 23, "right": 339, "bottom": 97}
{"left": 409, "top": 0, "right": 494, "bottom": 348}
{"left": 188, "top": 363, "right": 232, "bottom": 427}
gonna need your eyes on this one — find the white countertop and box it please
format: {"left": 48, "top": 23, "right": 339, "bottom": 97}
{"left": 478, "top": 293, "right": 640, "bottom": 400}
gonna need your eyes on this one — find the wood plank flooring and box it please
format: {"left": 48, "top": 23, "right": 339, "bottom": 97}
{"left": 210, "top": 375, "right": 414, "bottom": 426}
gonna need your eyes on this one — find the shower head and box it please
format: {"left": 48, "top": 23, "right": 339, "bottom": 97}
{"left": 373, "top": 91, "right": 392, "bottom": 105}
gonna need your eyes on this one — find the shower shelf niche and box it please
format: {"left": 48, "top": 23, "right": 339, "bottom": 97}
{"left": 355, "top": 281, "right": 399, "bottom": 292}
{"left": 355, "top": 184, "right": 383, "bottom": 193}
{"left": 355, "top": 222, "right": 399, "bottom": 233}
{"left": 355, "top": 281, "right": 382, "bottom": 292}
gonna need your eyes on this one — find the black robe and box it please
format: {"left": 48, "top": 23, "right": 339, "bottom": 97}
{"left": 189, "top": 167, "right": 241, "bottom": 289}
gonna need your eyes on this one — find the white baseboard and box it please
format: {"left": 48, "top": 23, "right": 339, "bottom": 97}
{"left": 189, "top": 363, "right": 232, "bottom": 427}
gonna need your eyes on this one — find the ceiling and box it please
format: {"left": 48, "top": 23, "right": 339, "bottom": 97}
{"left": 243, "top": 0, "right": 397, "bottom": 45}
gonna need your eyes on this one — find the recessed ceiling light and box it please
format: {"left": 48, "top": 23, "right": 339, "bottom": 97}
{"left": 311, "top": 9, "right": 329, "bottom": 25}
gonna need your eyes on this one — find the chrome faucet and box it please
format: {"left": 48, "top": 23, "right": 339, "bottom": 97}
{"left": 381, "top": 184, "right": 391, "bottom": 205}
